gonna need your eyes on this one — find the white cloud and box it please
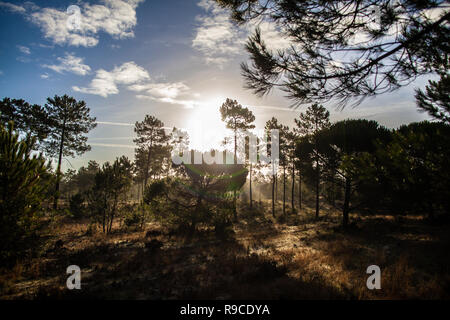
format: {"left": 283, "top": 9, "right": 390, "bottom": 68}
{"left": 73, "top": 62, "right": 150, "bottom": 97}
{"left": 42, "top": 53, "right": 91, "bottom": 76}
{"left": 192, "top": 0, "right": 247, "bottom": 67}
{"left": 16, "top": 56, "right": 31, "bottom": 63}
{"left": 90, "top": 142, "right": 135, "bottom": 149}
{"left": 40, "top": 73, "right": 49, "bottom": 79}
{"left": 129, "top": 82, "right": 190, "bottom": 99}
{"left": 136, "top": 94, "right": 197, "bottom": 109}
{"left": 130, "top": 82, "right": 197, "bottom": 108}
{"left": 17, "top": 45, "right": 31, "bottom": 55}
{"left": 0, "top": 1, "right": 26, "bottom": 13}
{"left": 96, "top": 121, "right": 134, "bottom": 127}
{"left": 257, "top": 21, "right": 292, "bottom": 51}
{"left": 192, "top": 0, "right": 292, "bottom": 67}
{"left": 1, "top": 0, "right": 144, "bottom": 47}
{"left": 73, "top": 61, "right": 197, "bottom": 108}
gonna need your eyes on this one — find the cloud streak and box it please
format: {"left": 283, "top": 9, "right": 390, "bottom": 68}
{"left": 17, "top": 45, "right": 31, "bottom": 55}
{"left": 43, "top": 53, "right": 91, "bottom": 76}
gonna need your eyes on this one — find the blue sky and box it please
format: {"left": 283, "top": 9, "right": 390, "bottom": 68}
{"left": 0, "top": 0, "right": 431, "bottom": 171}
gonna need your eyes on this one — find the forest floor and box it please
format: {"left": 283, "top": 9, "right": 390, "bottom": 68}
{"left": 1, "top": 202, "right": 450, "bottom": 299}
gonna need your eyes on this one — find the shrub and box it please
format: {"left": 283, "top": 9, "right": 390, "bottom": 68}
{"left": 123, "top": 204, "right": 142, "bottom": 228}
{"left": 0, "top": 122, "right": 50, "bottom": 264}
{"left": 69, "top": 193, "right": 85, "bottom": 219}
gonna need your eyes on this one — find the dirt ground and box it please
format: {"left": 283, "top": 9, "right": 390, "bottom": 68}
{"left": 1, "top": 202, "right": 449, "bottom": 300}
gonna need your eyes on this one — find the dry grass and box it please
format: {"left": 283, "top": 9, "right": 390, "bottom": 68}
{"left": 1, "top": 205, "right": 449, "bottom": 300}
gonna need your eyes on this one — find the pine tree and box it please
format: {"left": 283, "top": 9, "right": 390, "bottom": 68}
{"left": 0, "top": 122, "right": 50, "bottom": 262}
{"left": 295, "top": 104, "right": 330, "bottom": 218}
{"left": 264, "top": 117, "right": 284, "bottom": 218}
{"left": 415, "top": 73, "right": 450, "bottom": 123}
{"left": 220, "top": 98, "right": 255, "bottom": 219}
{"left": 0, "top": 97, "right": 49, "bottom": 144}
{"left": 43, "top": 95, "right": 97, "bottom": 209}
{"left": 133, "top": 115, "right": 169, "bottom": 189}
{"left": 216, "top": 0, "right": 449, "bottom": 108}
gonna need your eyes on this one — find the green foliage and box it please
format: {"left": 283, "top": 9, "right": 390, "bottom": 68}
{"left": 220, "top": 98, "right": 256, "bottom": 138}
{"left": 134, "top": 115, "right": 170, "bottom": 188}
{"left": 42, "top": 95, "right": 97, "bottom": 209}
{"left": 88, "top": 156, "right": 133, "bottom": 233}
{"left": 43, "top": 95, "right": 97, "bottom": 159}
{"left": 69, "top": 193, "right": 85, "bottom": 219}
{"left": 216, "top": 0, "right": 449, "bottom": 107}
{"left": 373, "top": 121, "right": 450, "bottom": 218}
{"left": 0, "top": 97, "right": 49, "bottom": 144}
{"left": 123, "top": 205, "right": 143, "bottom": 228}
{"left": 0, "top": 122, "right": 50, "bottom": 263}
{"left": 294, "top": 104, "right": 331, "bottom": 218}
{"left": 144, "top": 150, "right": 247, "bottom": 233}
{"left": 415, "top": 73, "right": 450, "bottom": 123}
{"left": 315, "top": 119, "right": 392, "bottom": 226}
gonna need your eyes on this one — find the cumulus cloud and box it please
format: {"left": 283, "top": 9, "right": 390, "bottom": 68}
{"left": 192, "top": 0, "right": 247, "bottom": 67}
{"left": 73, "top": 62, "right": 150, "bottom": 97}
{"left": 42, "top": 53, "right": 91, "bottom": 76}
{"left": 17, "top": 45, "right": 31, "bottom": 55}
{"left": 74, "top": 61, "right": 196, "bottom": 108}
{"left": 1, "top": 0, "right": 144, "bottom": 47}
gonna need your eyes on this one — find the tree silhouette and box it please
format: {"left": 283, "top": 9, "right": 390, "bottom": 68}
{"left": 265, "top": 117, "right": 283, "bottom": 217}
{"left": 295, "top": 103, "right": 330, "bottom": 218}
{"left": 216, "top": 0, "right": 449, "bottom": 107}
{"left": 43, "top": 95, "right": 97, "bottom": 209}
{"left": 415, "top": 73, "right": 450, "bottom": 123}
{"left": 374, "top": 121, "right": 450, "bottom": 219}
{"left": 145, "top": 150, "right": 247, "bottom": 233}
{"left": 134, "top": 115, "right": 169, "bottom": 189}
{"left": 317, "top": 119, "right": 391, "bottom": 227}
{"left": 89, "top": 156, "right": 133, "bottom": 233}
{"left": 0, "top": 97, "right": 49, "bottom": 144}
{"left": 285, "top": 129, "right": 298, "bottom": 213}
{"left": 220, "top": 98, "right": 255, "bottom": 219}
{"left": 0, "top": 122, "right": 50, "bottom": 263}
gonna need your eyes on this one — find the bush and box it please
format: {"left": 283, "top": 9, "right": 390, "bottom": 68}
{"left": 123, "top": 204, "right": 142, "bottom": 228}
{"left": 144, "top": 178, "right": 236, "bottom": 234}
{"left": 69, "top": 193, "right": 85, "bottom": 219}
{"left": 0, "top": 122, "right": 50, "bottom": 264}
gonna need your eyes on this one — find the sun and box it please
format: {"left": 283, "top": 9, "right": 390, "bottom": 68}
{"left": 184, "top": 96, "right": 229, "bottom": 151}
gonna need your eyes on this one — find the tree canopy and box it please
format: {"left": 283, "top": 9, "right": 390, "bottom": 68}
{"left": 215, "top": 0, "right": 450, "bottom": 107}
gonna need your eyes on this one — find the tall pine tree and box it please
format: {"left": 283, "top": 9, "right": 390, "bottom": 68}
{"left": 43, "top": 95, "right": 97, "bottom": 209}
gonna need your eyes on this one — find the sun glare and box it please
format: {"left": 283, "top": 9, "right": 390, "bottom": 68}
{"left": 184, "top": 96, "right": 229, "bottom": 151}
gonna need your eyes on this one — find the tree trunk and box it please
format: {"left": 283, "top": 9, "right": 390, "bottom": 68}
{"left": 233, "top": 125, "right": 237, "bottom": 220}
{"left": 291, "top": 164, "right": 295, "bottom": 213}
{"left": 143, "top": 143, "right": 152, "bottom": 189}
{"left": 249, "top": 162, "right": 253, "bottom": 209}
{"left": 53, "top": 119, "right": 66, "bottom": 210}
{"left": 315, "top": 160, "right": 320, "bottom": 219}
{"left": 108, "top": 195, "right": 118, "bottom": 234}
{"left": 275, "top": 173, "right": 278, "bottom": 202}
{"left": 331, "top": 172, "right": 336, "bottom": 206}
{"left": 272, "top": 164, "right": 275, "bottom": 217}
{"left": 283, "top": 165, "right": 286, "bottom": 216}
{"left": 343, "top": 178, "right": 351, "bottom": 228}
{"left": 298, "top": 169, "right": 302, "bottom": 210}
